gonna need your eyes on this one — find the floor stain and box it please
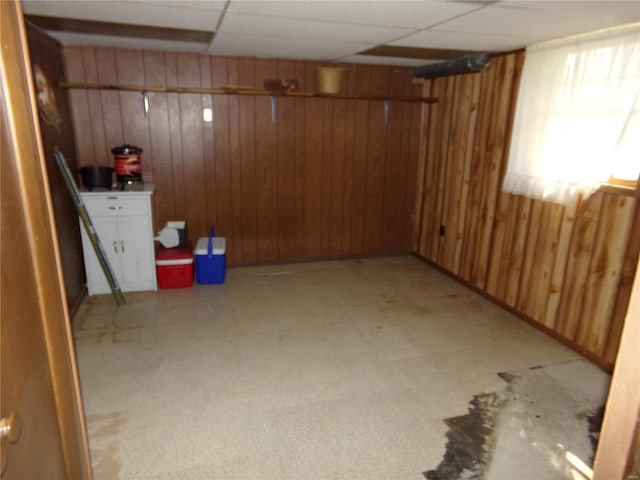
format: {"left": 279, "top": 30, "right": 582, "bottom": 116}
{"left": 582, "top": 404, "right": 605, "bottom": 459}
{"left": 86, "top": 411, "right": 127, "bottom": 480}
{"left": 425, "top": 361, "right": 608, "bottom": 480}
{"left": 424, "top": 392, "right": 507, "bottom": 480}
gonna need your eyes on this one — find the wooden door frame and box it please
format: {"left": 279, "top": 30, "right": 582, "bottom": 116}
{"left": 592, "top": 253, "right": 640, "bottom": 479}
{"left": 1, "top": 1, "right": 92, "bottom": 478}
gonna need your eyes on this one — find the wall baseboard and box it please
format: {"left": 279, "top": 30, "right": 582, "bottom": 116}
{"left": 68, "top": 285, "right": 87, "bottom": 323}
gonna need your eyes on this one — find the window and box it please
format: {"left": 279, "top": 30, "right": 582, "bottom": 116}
{"left": 503, "top": 23, "right": 640, "bottom": 205}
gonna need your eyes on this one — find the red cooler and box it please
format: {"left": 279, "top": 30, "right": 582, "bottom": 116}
{"left": 155, "top": 245, "right": 193, "bottom": 289}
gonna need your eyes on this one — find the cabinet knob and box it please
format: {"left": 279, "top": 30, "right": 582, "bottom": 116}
{"left": 113, "top": 241, "right": 118, "bottom": 253}
{"left": 108, "top": 205, "right": 123, "bottom": 210}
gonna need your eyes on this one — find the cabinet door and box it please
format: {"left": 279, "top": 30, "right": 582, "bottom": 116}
{"left": 80, "top": 214, "right": 121, "bottom": 295}
{"left": 116, "top": 214, "right": 156, "bottom": 291}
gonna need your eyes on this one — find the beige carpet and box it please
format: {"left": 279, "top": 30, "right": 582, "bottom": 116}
{"left": 73, "top": 256, "right": 592, "bottom": 480}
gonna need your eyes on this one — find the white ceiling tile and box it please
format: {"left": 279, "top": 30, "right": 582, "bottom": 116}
{"left": 22, "top": 0, "right": 222, "bottom": 31}
{"left": 219, "top": 12, "right": 413, "bottom": 43}
{"left": 46, "top": 31, "right": 209, "bottom": 53}
{"left": 339, "top": 55, "right": 435, "bottom": 67}
{"left": 225, "top": 0, "right": 482, "bottom": 28}
{"left": 392, "top": 29, "right": 534, "bottom": 52}
{"left": 433, "top": 2, "right": 640, "bottom": 40}
{"left": 504, "top": 1, "right": 640, "bottom": 19}
{"left": 209, "top": 31, "right": 365, "bottom": 60}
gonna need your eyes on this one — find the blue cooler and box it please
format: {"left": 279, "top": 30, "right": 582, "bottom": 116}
{"left": 194, "top": 235, "right": 226, "bottom": 284}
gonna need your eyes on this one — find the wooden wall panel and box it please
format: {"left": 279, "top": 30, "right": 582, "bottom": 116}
{"left": 577, "top": 194, "right": 636, "bottom": 356}
{"left": 329, "top": 98, "right": 347, "bottom": 256}
{"left": 254, "top": 59, "right": 278, "bottom": 261}
{"left": 211, "top": 57, "right": 233, "bottom": 257}
{"left": 424, "top": 78, "right": 445, "bottom": 261}
{"left": 143, "top": 50, "right": 173, "bottom": 229}
{"left": 275, "top": 61, "right": 296, "bottom": 259}
{"left": 408, "top": 82, "right": 428, "bottom": 246}
{"left": 177, "top": 53, "right": 208, "bottom": 241}
{"left": 165, "top": 52, "right": 187, "bottom": 227}
{"left": 414, "top": 50, "right": 639, "bottom": 368}
{"left": 200, "top": 55, "right": 216, "bottom": 238}
{"left": 413, "top": 79, "right": 438, "bottom": 258}
{"left": 458, "top": 62, "right": 494, "bottom": 282}
{"left": 63, "top": 48, "right": 94, "bottom": 162}
{"left": 80, "top": 48, "right": 108, "bottom": 164}
{"left": 363, "top": 67, "right": 388, "bottom": 254}
{"left": 543, "top": 200, "right": 578, "bottom": 328}
{"left": 303, "top": 98, "right": 324, "bottom": 257}
{"left": 320, "top": 96, "right": 333, "bottom": 256}
{"left": 64, "top": 47, "right": 422, "bottom": 266}
{"left": 554, "top": 194, "right": 604, "bottom": 341}
{"left": 341, "top": 68, "right": 358, "bottom": 256}
{"left": 349, "top": 67, "right": 371, "bottom": 256}
{"left": 292, "top": 66, "right": 306, "bottom": 260}
{"left": 226, "top": 58, "right": 244, "bottom": 264}
{"left": 382, "top": 90, "right": 403, "bottom": 253}
{"left": 95, "top": 48, "right": 123, "bottom": 158}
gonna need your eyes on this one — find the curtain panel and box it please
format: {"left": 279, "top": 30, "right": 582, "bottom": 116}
{"left": 503, "top": 23, "right": 640, "bottom": 205}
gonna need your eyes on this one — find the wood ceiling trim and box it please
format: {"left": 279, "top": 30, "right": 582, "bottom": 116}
{"left": 24, "top": 15, "right": 214, "bottom": 43}
{"left": 359, "top": 45, "right": 479, "bottom": 60}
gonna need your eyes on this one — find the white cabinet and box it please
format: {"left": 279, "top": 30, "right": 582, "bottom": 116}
{"left": 79, "top": 185, "right": 157, "bottom": 295}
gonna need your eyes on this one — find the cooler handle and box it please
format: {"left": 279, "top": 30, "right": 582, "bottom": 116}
{"left": 207, "top": 227, "right": 216, "bottom": 257}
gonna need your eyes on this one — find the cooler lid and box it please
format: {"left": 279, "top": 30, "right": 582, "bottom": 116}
{"left": 155, "top": 245, "right": 193, "bottom": 261}
{"left": 156, "top": 257, "right": 193, "bottom": 266}
{"left": 194, "top": 237, "right": 226, "bottom": 255}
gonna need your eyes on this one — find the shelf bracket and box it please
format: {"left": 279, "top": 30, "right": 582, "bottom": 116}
{"left": 271, "top": 96, "right": 278, "bottom": 122}
{"left": 141, "top": 91, "right": 149, "bottom": 119}
{"left": 384, "top": 99, "right": 391, "bottom": 125}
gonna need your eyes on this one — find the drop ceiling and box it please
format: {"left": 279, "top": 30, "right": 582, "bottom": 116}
{"left": 22, "top": 0, "right": 640, "bottom": 66}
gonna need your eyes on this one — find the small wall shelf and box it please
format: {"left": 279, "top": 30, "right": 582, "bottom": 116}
{"left": 59, "top": 82, "right": 437, "bottom": 104}
{"left": 59, "top": 82, "right": 436, "bottom": 124}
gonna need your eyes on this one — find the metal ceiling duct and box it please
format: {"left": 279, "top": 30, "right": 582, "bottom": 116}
{"left": 413, "top": 53, "right": 493, "bottom": 79}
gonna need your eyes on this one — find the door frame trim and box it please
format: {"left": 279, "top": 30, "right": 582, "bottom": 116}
{"left": 1, "top": 2, "right": 92, "bottom": 478}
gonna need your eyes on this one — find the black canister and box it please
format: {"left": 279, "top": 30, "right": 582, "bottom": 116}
{"left": 78, "top": 166, "right": 114, "bottom": 191}
{"left": 111, "top": 144, "right": 143, "bottom": 187}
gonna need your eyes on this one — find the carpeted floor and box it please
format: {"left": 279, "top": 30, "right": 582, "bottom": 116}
{"left": 72, "top": 256, "right": 608, "bottom": 480}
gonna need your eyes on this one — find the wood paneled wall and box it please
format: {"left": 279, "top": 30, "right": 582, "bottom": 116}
{"left": 414, "top": 51, "right": 639, "bottom": 368}
{"left": 63, "top": 47, "right": 422, "bottom": 265}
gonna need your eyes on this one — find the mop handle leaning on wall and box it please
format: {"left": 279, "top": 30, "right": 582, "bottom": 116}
{"left": 53, "top": 149, "right": 126, "bottom": 306}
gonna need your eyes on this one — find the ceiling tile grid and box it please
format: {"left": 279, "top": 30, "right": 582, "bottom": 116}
{"left": 21, "top": 0, "right": 640, "bottom": 65}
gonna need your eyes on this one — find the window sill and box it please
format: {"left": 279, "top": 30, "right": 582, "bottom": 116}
{"left": 598, "top": 183, "right": 638, "bottom": 196}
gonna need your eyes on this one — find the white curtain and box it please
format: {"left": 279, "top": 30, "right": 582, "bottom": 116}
{"left": 503, "top": 23, "right": 640, "bottom": 205}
